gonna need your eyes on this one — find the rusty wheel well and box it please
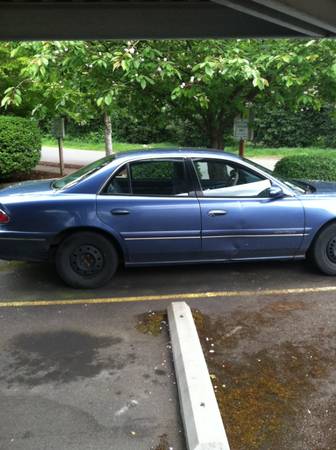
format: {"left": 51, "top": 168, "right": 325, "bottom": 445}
{"left": 49, "top": 227, "right": 124, "bottom": 263}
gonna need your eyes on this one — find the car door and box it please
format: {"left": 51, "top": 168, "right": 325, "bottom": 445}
{"left": 97, "top": 158, "right": 202, "bottom": 263}
{"left": 191, "top": 158, "right": 305, "bottom": 260}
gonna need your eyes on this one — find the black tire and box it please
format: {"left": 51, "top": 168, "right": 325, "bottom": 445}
{"left": 310, "top": 223, "right": 336, "bottom": 275}
{"left": 55, "top": 232, "right": 118, "bottom": 288}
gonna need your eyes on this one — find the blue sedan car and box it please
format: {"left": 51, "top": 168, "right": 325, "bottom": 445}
{"left": 1, "top": 149, "right": 336, "bottom": 288}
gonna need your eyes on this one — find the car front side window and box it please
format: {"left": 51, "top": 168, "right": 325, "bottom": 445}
{"left": 193, "top": 158, "right": 271, "bottom": 198}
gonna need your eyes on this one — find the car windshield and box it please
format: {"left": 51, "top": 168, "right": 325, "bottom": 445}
{"left": 242, "top": 158, "right": 307, "bottom": 194}
{"left": 52, "top": 155, "right": 115, "bottom": 190}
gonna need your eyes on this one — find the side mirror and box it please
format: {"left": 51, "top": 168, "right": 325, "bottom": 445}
{"left": 269, "top": 185, "right": 284, "bottom": 199}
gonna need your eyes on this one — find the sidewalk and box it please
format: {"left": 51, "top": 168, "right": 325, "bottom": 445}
{"left": 41, "top": 146, "right": 279, "bottom": 171}
{"left": 41, "top": 146, "right": 105, "bottom": 167}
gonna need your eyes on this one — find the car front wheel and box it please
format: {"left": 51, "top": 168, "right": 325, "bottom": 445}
{"left": 311, "top": 223, "right": 336, "bottom": 275}
{"left": 55, "top": 231, "right": 118, "bottom": 288}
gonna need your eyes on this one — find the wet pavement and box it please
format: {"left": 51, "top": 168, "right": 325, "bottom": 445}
{"left": 194, "top": 300, "right": 336, "bottom": 450}
{"left": 0, "top": 258, "right": 336, "bottom": 449}
{"left": 0, "top": 268, "right": 184, "bottom": 449}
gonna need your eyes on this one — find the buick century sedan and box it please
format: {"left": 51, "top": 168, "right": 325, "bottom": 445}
{"left": 0, "top": 149, "right": 336, "bottom": 288}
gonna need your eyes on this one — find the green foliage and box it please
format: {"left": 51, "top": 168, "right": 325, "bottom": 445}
{"left": 2, "top": 39, "right": 336, "bottom": 150}
{"left": 116, "top": 39, "right": 336, "bottom": 148}
{"left": 274, "top": 155, "right": 336, "bottom": 181}
{"left": 0, "top": 116, "right": 41, "bottom": 177}
{"left": 131, "top": 161, "right": 173, "bottom": 179}
{"left": 254, "top": 106, "right": 336, "bottom": 148}
{"left": 166, "top": 118, "right": 208, "bottom": 147}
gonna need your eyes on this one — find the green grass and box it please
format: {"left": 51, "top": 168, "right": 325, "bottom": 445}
{"left": 241, "top": 146, "right": 336, "bottom": 159}
{"left": 224, "top": 145, "right": 336, "bottom": 159}
{"left": 42, "top": 137, "right": 179, "bottom": 152}
{"left": 42, "top": 137, "right": 336, "bottom": 159}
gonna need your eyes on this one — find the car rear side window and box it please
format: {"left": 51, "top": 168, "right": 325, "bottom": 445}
{"left": 105, "top": 165, "right": 131, "bottom": 194}
{"left": 103, "top": 159, "right": 190, "bottom": 196}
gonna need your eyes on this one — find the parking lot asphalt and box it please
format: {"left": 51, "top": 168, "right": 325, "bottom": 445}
{"left": 0, "top": 260, "right": 187, "bottom": 450}
{"left": 1, "top": 258, "right": 336, "bottom": 449}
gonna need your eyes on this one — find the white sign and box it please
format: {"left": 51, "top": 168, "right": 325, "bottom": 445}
{"left": 234, "top": 118, "right": 249, "bottom": 140}
{"left": 51, "top": 117, "right": 65, "bottom": 139}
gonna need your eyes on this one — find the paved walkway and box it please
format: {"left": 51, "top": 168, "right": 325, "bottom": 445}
{"left": 41, "top": 146, "right": 279, "bottom": 170}
{"left": 41, "top": 146, "right": 105, "bottom": 166}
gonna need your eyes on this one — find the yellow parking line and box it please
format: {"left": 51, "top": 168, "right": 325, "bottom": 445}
{"left": 0, "top": 285, "right": 336, "bottom": 308}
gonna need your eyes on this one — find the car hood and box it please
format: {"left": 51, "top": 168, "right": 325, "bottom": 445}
{"left": 306, "top": 180, "right": 336, "bottom": 195}
{"left": 0, "top": 179, "right": 55, "bottom": 197}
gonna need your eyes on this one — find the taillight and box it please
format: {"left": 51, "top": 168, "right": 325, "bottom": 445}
{"left": 0, "top": 209, "right": 10, "bottom": 224}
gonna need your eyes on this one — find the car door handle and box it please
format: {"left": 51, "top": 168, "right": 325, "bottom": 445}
{"left": 208, "top": 210, "right": 228, "bottom": 217}
{"left": 111, "top": 209, "right": 130, "bottom": 215}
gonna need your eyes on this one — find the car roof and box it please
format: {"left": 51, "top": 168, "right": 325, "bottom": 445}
{"left": 66, "top": 147, "right": 294, "bottom": 198}
{"left": 113, "top": 148, "right": 241, "bottom": 162}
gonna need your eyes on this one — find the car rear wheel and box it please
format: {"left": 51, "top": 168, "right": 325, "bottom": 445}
{"left": 55, "top": 232, "right": 118, "bottom": 288}
{"left": 310, "top": 223, "right": 336, "bottom": 275}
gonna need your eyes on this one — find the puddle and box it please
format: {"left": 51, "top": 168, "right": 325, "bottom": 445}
{"left": 0, "top": 330, "right": 134, "bottom": 386}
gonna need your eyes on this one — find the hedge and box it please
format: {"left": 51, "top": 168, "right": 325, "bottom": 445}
{"left": 131, "top": 160, "right": 174, "bottom": 179}
{"left": 254, "top": 106, "right": 336, "bottom": 148}
{"left": 274, "top": 155, "right": 336, "bottom": 181}
{"left": 0, "top": 116, "right": 41, "bottom": 177}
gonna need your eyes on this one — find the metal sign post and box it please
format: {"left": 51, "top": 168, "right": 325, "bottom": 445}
{"left": 234, "top": 117, "right": 249, "bottom": 158}
{"left": 51, "top": 118, "right": 65, "bottom": 176}
{"left": 239, "top": 138, "right": 245, "bottom": 158}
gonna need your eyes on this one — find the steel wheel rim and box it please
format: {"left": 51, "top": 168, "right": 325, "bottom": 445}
{"left": 326, "top": 237, "right": 336, "bottom": 264}
{"left": 70, "top": 244, "right": 104, "bottom": 277}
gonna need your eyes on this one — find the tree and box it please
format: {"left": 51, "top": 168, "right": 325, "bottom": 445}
{"left": 0, "top": 42, "right": 40, "bottom": 117}
{"left": 120, "top": 39, "right": 336, "bottom": 148}
{"left": 2, "top": 39, "right": 336, "bottom": 150}
{"left": 1, "top": 41, "right": 178, "bottom": 155}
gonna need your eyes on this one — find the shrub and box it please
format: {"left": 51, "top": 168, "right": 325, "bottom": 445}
{"left": 0, "top": 116, "right": 41, "bottom": 177}
{"left": 274, "top": 155, "right": 336, "bottom": 181}
{"left": 131, "top": 160, "right": 174, "bottom": 179}
{"left": 254, "top": 106, "right": 336, "bottom": 148}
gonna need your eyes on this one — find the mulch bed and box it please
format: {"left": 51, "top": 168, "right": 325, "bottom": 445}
{"left": 0, "top": 170, "right": 62, "bottom": 185}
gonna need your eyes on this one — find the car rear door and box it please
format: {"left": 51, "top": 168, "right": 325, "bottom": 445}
{"left": 97, "top": 158, "right": 202, "bottom": 263}
{"left": 191, "top": 158, "right": 305, "bottom": 260}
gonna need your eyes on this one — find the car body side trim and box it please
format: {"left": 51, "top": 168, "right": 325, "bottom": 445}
{"left": 124, "top": 236, "right": 200, "bottom": 241}
{"left": 124, "top": 233, "right": 308, "bottom": 241}
{"left": 203, "top": 233, "right": 308, "bottom": 238}
{"left": 0, "top": 237, "right": 46, "bottom": 242}
{"left": 125, "top": 254, "right": 305, "bottom": 267}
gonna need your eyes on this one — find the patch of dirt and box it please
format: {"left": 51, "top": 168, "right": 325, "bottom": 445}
{"left": 0, "top": 261, "right": 25, "bottom": 272}
{"left": 193, "top": 307, "right": 336, "bottom": 450}
{"left": 0, "top": 170, "right": 61, "bottom": 184}
{"left": 151, "top": 434, "right": 170, "bottom": 450}
{"left": 136, "top": 311, "right": 168, "bottom": 336}
{"left": 193, "top": 300, "right": 308, "bottom": 350}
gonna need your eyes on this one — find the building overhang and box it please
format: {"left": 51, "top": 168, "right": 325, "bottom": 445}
{"left": 0, "top": 0, "right": 335, "bottom": 40}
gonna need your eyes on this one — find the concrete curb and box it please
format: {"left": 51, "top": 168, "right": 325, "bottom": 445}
{"left": 38, "top": 161, "right": 83, "bottom": 170}
{"left": 168, "top": 302, "right": 231, "bottom": 450}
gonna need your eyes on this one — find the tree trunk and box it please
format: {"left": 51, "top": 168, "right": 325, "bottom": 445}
{"left": 209, "top": 127, "right": 224, "bottom": 150}
{"left": 103, "top": 112, "right": 113, "bottom": 156}
{"left": 201, "top": 109, "right": 226, "bottom": 150}
{"left": 206, "top": 111, "right": 235, "bottom": 149}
